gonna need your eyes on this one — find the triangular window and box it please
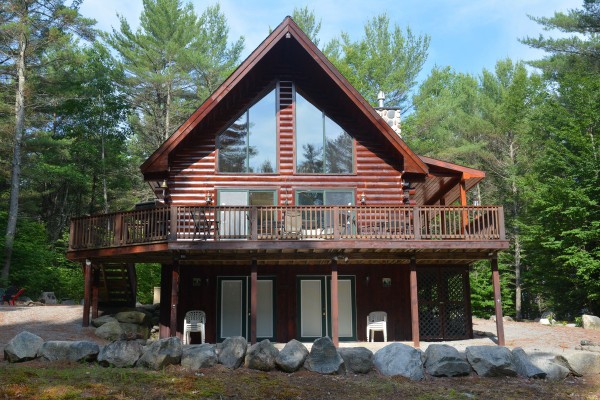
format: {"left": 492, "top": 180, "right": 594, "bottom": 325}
{"left": 217, "top": 88, "right": 277, "bottom": 173}
{"left": 295, "top": 92, "right": 353, "bottom": 174}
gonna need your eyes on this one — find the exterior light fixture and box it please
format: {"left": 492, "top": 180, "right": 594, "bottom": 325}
{"left": 206, "top": 192, "right": 213, "bottom": 205}
{"left": 360, "top": 192, "right": 366, "bottom": 205}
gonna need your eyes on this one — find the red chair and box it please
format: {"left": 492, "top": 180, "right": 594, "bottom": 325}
{"left": 6, "top": 288, "right": 25, "bottom": 305}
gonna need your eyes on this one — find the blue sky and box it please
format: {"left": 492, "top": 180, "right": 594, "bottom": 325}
{"left": 80, "top": 0, "right": 576, "bottom": 81}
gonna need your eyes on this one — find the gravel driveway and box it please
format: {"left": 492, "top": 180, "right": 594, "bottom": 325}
{"left": 3, "top": 305, "right": 600, "bottom": 356}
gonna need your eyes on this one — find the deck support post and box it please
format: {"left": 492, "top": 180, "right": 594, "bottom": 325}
{"left": 459, "top": 178, "right": 468, "bottom": 235}
{"left": 83, "top": 259, "right": 92, "bottom": 327}
{"left": 331, "top": 258, "right": 339, "bottom": 347}
{"left": 250, "top": 260, "right": 258, "bottom": 345}
{"left": 170, "top": 261, "right": 180, "bottom": 338}
{"left": 410, "top": 256, "right": 420, "bottom": 348}
{"left": 92, "top": 268, "right": 99, "bottom": 320}
{"left": 491, "top": 255, "right": 505, "bottom": 346}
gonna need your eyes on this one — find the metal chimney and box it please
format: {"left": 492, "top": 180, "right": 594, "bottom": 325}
{"left": 377, "top": 91, "right": 385, "bottom": 107}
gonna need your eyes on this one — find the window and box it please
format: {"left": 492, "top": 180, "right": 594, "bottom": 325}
{"left": 217, "top": 88, "right": 277, "bottom": 173}
{"left": 296, "top": 92, "right": 353, "bottom": 174}
{"left": 296, "top": 190, "right": 354, "bottom": 206}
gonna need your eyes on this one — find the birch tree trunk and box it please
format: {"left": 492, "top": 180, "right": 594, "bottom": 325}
{"left": 2, "top": 24, "right": 27, "bottom": 282}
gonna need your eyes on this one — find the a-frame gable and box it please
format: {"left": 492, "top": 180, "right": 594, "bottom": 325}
{"left": 140, "top": 16, "right": 428, "bottom": 179}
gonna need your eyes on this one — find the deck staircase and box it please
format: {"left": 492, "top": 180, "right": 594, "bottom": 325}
{"left": 97, "top": 263, "right": 137, "bottom": 309}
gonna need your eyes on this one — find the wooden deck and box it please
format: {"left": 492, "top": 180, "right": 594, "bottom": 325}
{"left": 67, "top": 205, "right": 507, "bottom": 263}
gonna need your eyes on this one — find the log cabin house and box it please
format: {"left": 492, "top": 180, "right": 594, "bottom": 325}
{"left": 67, "top": 17, "right": 509, "bottom": 347}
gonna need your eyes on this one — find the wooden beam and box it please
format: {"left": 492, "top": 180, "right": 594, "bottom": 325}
{"left": 491, "top": 256, "right": 505, "bottom": 346}
{"left": 82, "top": 260, "right": 92, "bottom": 327}
{"left": 410, "top": 256, "right": 420, "bottom": 348}
{"left": 331, "top": 258, "right": 339, "bottom": 347}
{"left": 425, "top": 175, "right": 461, "bottom": 205}
{"left": 159, "top": 264, "right": 171, "bottom": 339}
{"left": 170, "top": 261, "right": 180, "bottom": 338}
{"left": 460, "top": 178, "right": 468, "bottom": 235}
{"left": 92, "top": 268, "right": 99, "bottom": 320}
{"left": 250, "top": 260, "right": 258, "bottom": 345}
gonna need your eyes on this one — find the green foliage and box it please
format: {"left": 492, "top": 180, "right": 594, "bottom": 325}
{"left": 291, "top": 6, "right": 322, "bottom": 46}
{"left": 324, "top": 14, "right": 430, "bottom": 111}
{"left": 136, "top": 263, "right": 161, "bottom": 304}
{"left": 0, "top": 211, "right": 81, "bottom": 299}
{"left": 469, "top": 261, "right": 514, "bottom": 318}
{"left": 106, "top": 0, "right": 244, "bottom": 157}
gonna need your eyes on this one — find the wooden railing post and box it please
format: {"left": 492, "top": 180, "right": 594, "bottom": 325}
{"left": 69, "top": 220, "right": 76, "bottom": 250}
{"left": 114, "top": 213, "right": 123, "bottom": 246}
{"left": 250, "top": 207, "right": 258, "bottom": 240}
{"left": 333, "top": 206, "right": 340, "bottom": 240}
{"left": 169, "top": 206, "right": 177, "bottom": 241}
{"left": 413, "top": 206, "right": 421, "bottom": 240}
{"left": 498, "top": 206, "right": 506, "bottom": 240}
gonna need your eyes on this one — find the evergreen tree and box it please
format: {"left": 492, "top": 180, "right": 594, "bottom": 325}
{"left": 324, "top": 14, "right": 430, "bottom": 112}
{"left": 0, "top": 0, "right": 95, "bottom": 283}
{"left": 107, "top": 0, "right": 243, "bottom": 157}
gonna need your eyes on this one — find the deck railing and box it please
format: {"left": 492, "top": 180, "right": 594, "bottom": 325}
{"left": 69, "top": 205, "right": 505, "bottom": 251}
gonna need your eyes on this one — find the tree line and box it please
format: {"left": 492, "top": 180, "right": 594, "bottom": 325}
{"left": 0, "top": 0, "right": 598, "bottom": 317}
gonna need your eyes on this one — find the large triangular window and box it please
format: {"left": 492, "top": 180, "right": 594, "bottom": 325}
{"left": 217, "top": 88, "right": 277, "bottom": 173}
{"left": 295, "top": 92, "right": 353, "bottom": 174}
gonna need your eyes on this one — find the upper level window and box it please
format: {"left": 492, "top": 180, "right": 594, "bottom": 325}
{"left": 217, "top": 88, "right": 277, "bottom": 173}
{"left": 296, "top": 92, "right": 353, "bottom": 174}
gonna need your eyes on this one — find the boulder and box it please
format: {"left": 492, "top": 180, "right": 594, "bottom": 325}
{"left": 511, "top": 348, "right": 546, "bottom": 379}
{"left": 465, "top": 346, "right": 517, "bottom": 377}
{"left": 373, "top": 343, "right": 424, "bottom": 380}
{"left": 115, "top": 311, "right": 149, "bottom": 326}
{"left": 563, "top": 351, "right": 600, "bottom": 375}
{"left": 95, "top": 321, "right": 125, "bottom": 341}
{"left": 245, "top": 339, "right": 279, "bottom": 371}
{"left": 120, "top": 322, "right": 150, "bottom": 340}
{"left": 4, "top": 331, "right": 44, "bottom": 363}
{"left": 137, "top": 337, "right": 182, "bottom": 370}
{"left": 38, "top": 292, "right": 57, "bottom": 305}
{"left": 275, "top": 339, "right": 308, "bottom": 373}
{"left": 92, "top": 315, "right": 117, "bottom": 328}
{"left": 304, "top": 337, "right": 344, "bottom": 375}
{"left": 337, "top": 347, "right": 373, "bottom": 374}
{"left": 218, "top": 336, "right": 247, "bottom": 369}
{"left": 424, "top": 344, "right": 471, "bottom": 377}
{"left": 181, "top": 344, "right": 218, "bottom": 370}
{"left": 38, "top": 340, "right": 99, "bottom": 362}
{"left": 582, "top": 315, "right": 600, "bottom": 330}
{"left": 98, "top": 340, "right": 144, "bottom": 368}
{"left": 528, "top": 352, "right": 571, "bottom": 380}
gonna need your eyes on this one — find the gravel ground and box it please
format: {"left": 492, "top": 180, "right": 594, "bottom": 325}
{"left": 3, "top": 304, "right": 600, "bottom": 356}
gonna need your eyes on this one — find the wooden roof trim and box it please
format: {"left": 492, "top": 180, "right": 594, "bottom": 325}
{"left": 285, "top": 22, "right": 428, "bottom": 174}
{"left": 141, "top": 16, "right": 428, "bottom": 175}
{"left": 419, "top": 155, "right": 486, "bottom": 180}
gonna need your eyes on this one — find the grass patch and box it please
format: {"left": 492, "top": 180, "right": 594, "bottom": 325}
{"left": 0, "top": 361, "right": 598, "bottom": 399}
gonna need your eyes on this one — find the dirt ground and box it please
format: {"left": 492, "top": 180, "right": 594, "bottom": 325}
{"left": 3, "top": 304, "right": 600, "bottom": 356}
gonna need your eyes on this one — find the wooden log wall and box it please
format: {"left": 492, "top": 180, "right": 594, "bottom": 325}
{"left": 167, "top": 81, "right": 406, "bottom": 206}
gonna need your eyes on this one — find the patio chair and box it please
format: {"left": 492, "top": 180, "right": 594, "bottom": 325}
{"left": 366, "top": 311, "right": 387, "bottom": 342}
{"left": 282, "top": 210, "right": 302, "bottom": 239}
{"left": 183, "top": 310, "right": 206, "bottom": 344}
{"left": 3, "top": 288, "right": 26, "bottom": 306}
{"left": 192, "top": 209, "right": 213, "bottom": 240}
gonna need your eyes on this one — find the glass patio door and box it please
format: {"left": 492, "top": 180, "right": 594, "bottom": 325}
{"left": 217, "top": 276, "right": 275, "bottom": 342}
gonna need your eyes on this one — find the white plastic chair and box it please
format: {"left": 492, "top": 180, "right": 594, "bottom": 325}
{"left": 183, "top": 310, "right": 206, "bottom": 344}
{"left": 366, "top": 311, "right": 387, "bottom": 342}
